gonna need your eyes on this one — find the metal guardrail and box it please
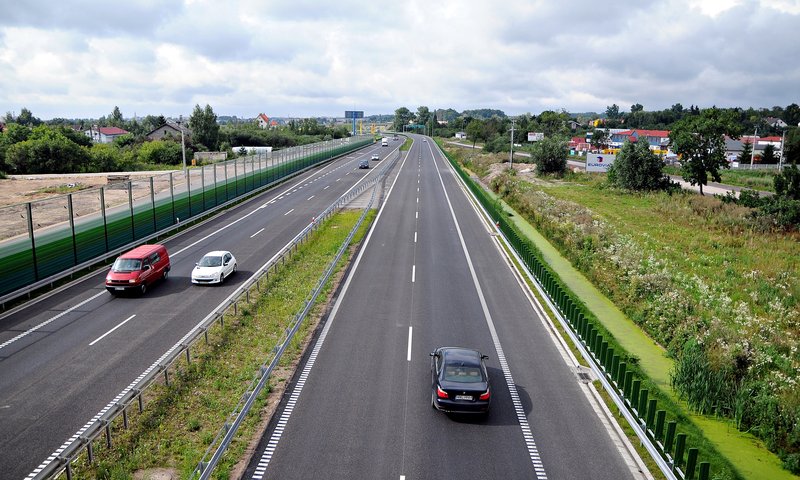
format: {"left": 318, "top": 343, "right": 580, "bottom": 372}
{"left": 191, "top": 147, "right": 400, "bottom": 479}
{"left": 26, "top": 147, "right": 401, "bottom": 480}
{"left": 438, "top": 142, "right": 712, "bottom": 480}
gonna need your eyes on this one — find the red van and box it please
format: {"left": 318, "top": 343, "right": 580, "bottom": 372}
{"left": 105, "top": 244, "right": 171, "bottom": 295}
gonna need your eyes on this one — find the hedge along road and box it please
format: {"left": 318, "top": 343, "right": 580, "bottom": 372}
{"left": 473, "top": 177, "right": 792, "bottom": 480}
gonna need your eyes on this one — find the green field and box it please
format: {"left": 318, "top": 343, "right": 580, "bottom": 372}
{"left": 445, "top": 144, "right": 800, "bottom": 478}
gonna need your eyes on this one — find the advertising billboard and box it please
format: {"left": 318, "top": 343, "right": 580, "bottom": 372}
{"left": 528, "top": 132, "right": 544, "bottom": 142}
{"left": 586, "top": 153, "right": 616, "bottom": 172}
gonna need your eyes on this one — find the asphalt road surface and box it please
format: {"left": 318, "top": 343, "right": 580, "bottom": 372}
{"left": 244, "top": 135, "right": 643, "bottom": 480}
{"left": 0, "top": 141, "right": 396, "bottom": 480}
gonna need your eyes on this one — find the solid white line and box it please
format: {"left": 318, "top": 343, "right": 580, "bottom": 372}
{"left": 414, "top": 231, "right": 417, "bottom": 243}
{"left": 416, "top": 211, "right": 418, "bottom": 219}
{"left": 407, "top": 326, "right": 413, "bottom": 361}
{"left": 432, "top": 152, "right": 548, "bottom": 479}
{"left": 89, "top": 315, "right": 136, "bottom": 346}
{"left": 412, "top": 265, "right": 416, "bottom": 283}
{"left": 307, "top": 195, "right": 315, "bottom": 200}
{"left": 250, "top": 228, "right": 265, "bottom": 238}
{"left": 324, "top": 185, "right": 330, "bottom": 189}
{"left": 248, "top": 148, "right": 411, "bottom": 478}
{"left": 284, "top": 209, "right": 294, "bottom": 216}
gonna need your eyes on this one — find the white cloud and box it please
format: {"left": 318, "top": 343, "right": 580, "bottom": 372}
{"left": 0, "top": 0, "right": 797, "bottom": 119}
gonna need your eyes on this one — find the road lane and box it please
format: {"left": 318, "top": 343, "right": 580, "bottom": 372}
{"left": 0, "top": 141, "right": 397, "bottom": 480}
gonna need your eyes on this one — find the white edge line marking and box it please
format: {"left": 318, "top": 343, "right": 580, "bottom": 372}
{"left": 0, "top": 290, "right": 106, "bottom": 352}
{"left": 89, "top": 314, "right": 136, "bottom": 346}
{"left": 431, "top": 148, "right": 549, "bottom": 480}
{"left": 407, "top": 326, "right": 413, "bottom": 362}
{"left": 249, "top": 148, "right": 411, "bottom": 477}
{"left": 250, "top": 228, "right": 265, "bottom": 238}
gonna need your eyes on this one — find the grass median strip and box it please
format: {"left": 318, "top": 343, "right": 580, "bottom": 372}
{"left": 70, "top": 208, "right": 375, "bottom": 479}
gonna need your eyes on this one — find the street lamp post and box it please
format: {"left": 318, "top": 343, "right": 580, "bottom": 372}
{"left": 750, "top": 126, "right": 757, "bottom": 169}
{"left": 778, "top": 127, "right": 787, "bottom": 172}
{"left": 509, "top": 118, "right": 516, "bottom": 170}
{"left": 178, "top": 115, "right": 187, "bottom": 174}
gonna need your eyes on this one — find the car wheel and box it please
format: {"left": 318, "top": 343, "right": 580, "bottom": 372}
{"left": 139, "top": 283, "right": 147, "bottom": 295}
{"left": 431, "top": 391, "right": 437, "bottom": 409}
{"left": 233, "top": 263, "right": 237, "bottom": 274}
{"left": 219, "top": 273, "right": 225, "bottom": 284}
{"left": 163, "top": 269, "right": 169, "bottom": 280}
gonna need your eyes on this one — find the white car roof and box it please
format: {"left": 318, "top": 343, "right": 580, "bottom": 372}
{"left": 202, "top": 250, "right": 230, "bottom": 257}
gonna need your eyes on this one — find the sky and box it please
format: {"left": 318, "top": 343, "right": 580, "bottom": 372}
{"left": 1, "top": 0, "right": 798, "bottom": 120}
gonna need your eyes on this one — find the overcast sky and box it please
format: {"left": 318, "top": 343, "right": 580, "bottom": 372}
{"left": 1, "top": 0, "right": 798, "bottom": 120}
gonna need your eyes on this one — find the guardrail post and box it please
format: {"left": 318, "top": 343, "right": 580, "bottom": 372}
{"left": 123, "top": 407, "right": 128, "bottom": 429}
{"left": 186, "top": 348, "right": 191, "bottom": 365}
{"left": 105, "top": 423, "right": 112, "bottom": 448}
{"left": 685, "top": 448, "right": 698, "bottom": 479}
{"left": 65, "top": 462, "right": 73, "bottom": 480}
{"left": 698, "top": 461, "right": 710, "bottom": 480}
{"left": 164, "top": 368, "right": 170, "bottom": 387}
{"left": 655, "top": 410, "right": 666, "bottom": 440}
{"left": 645, "top": 400, "right": 657, "bottom": 430}
{"left": 87, "top": 441, "right": 94, "bottom": 463}
{"left": 138, "top": 393, "right": 144, "bottom": 413}
{"left": 674, "top": 433, "right": 687, "bottom": 472}
{"left": 638, "top": 389, "right": 649, "bottom": 419}
{"left": 665, "top": 421, "right": 677, "bottom": 455}
{"left": 630, "top": 379, "right": 641, "bottom": 410}
{"left": 610, "top": 355, "right": 620, "bottom": 382}
{"left": 604, "top": 347, "right": 614, "bottom": 371}
{"left": 615, "top": 361, "right": 626, "bottom": 386}
{"left": 623, "top": 371, "right": 634, "bottom": 399}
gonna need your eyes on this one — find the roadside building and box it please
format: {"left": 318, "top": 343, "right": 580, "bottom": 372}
{"left": 146, "top": 120, "right": 191, "bottom": 141}
{"left": 85, "top": 126, "right": 129, "bottom": 144}
{"left": 455, "top": 131, "right": 467, "bottom": 139}
{"left": 609, "top": 129, "right": 670, "bottom": 154}
{"left": 257, "top": 113, "right": 270, "bottom": 129}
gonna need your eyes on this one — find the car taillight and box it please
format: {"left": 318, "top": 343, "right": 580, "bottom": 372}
{"left": 436, "top": 385, "right": 449, "bottom": 399}
{"left": 479, "top": 388, "right": 490, "bottom": 401}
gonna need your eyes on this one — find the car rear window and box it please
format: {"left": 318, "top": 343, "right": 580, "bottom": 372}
{"left": 443, "top": 364, "right": 483, "bottom": 383}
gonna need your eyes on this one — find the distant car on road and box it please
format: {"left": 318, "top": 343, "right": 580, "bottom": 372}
{"left": 371, "top": 153, "right": 380, "bottom": 161}
{"left": 359, "top": 159, "right": 370, "bottom": 169}
{"left": 192, "top": 250, "right": 237, "bottom": 284}
{"left": 430, "top": 347, "right": 491, "bottom": 414}
{"left": 423, "top": 138, "right": 427, "bottom": 142}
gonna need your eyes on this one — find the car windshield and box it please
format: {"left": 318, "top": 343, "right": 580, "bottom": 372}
{"left": 112, "top": 258, "right": 141, "bottom": 272}
{"left": 199, "top": 255, "right": 223, "bottom": 267}
{"left": 443, "top": 362, "right": 483, "bottom": 383}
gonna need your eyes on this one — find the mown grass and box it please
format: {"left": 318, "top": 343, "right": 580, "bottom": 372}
{"left": 400, "top": 137, "right": 412, "bottom": 151}
{"left": 664, "top": 165, "right": 779, "bottom": 192}
{"left": 68, "top": 209, "right": 375, "bottom": 479}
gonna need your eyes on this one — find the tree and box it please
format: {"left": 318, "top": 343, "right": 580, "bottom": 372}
{"left": 537, "top": 110, "right": 569, "bottom": 137}
{"left": 774, "top": 161, "right": 800, "bottom": 200}
{"left": 737, "top": 141, "right": 753, "bottom": 164}
{"left": 109, "top": 106, "right": 124, "bottom": 127}
{"left": 631, "top": 103, "right": 644, "bottom": 113}
{"left": 782, "top": 103, "right": 800, "bottom": 127}
{"left": 5, "top": 126, "right": 90, "bottom": 173}
{"left": 466, "top": 120, "right": 483, "bottom": 148}
{"left": 669, "top": 107, "right": 741, "bottom": 195}
{"left": 416, "top": 106, "right": 431, "bottom": 128}
{"left": 188, "top": 104, "right": 220, "bottom": 150}
{"left": 784, "top": 128, "right": 800, "bottom": 165}
{"left": 530, "top": 135, "right": 568, "bottom": 175}
{"left": 761, "top": 144, "right": 778, "bottom": 164}
{"left": 606, "top": 104, "right": 621, "bottom": 119}
{"left": 16, "top": 108, "right": 41, "bottom": 126}
{"left": 607, "top": 139, "right": 670, "bottom": 190}
{"left": 590, "top": 128, "right": 608, "bottom": 150}
{"left": 393, "top": 107, "right": 413, "bottom": 132}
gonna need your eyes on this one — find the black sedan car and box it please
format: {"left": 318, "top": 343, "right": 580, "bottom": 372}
{"left": 358, "top": 158, "right": 370, "bottom": 169}
{"left": 430, "top": 347, "right": 491, "bottom": 414}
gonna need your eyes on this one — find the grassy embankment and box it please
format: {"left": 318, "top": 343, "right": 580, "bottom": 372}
{"left": 444, "top": 144, "right": 799, "bottom": 479}
{"left": 664, "top": 165, "right": 779, "bottom": 192}
{"left": 70, "top": 209, "right": 375, "bottom": 479}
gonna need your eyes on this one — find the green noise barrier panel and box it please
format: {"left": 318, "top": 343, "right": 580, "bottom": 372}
{"left": 0, "top": 137, "right": 372, "bottom": 299}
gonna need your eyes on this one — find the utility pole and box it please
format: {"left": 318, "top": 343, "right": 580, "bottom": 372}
{"left": 179, "top": 115, "right": 187, "bottom": 173}
{"left": 509, "top": 118, "right": 516, "bottom": 170}
{"left": 779, "top": 128, "right": 786, "bottom": 172}
{"left": 750, "top": 126, "right": 757, "bottom": 168}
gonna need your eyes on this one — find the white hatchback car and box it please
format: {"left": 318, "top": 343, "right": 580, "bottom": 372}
{"left": 192, "top": 251, "right": 237, "bottom": 284}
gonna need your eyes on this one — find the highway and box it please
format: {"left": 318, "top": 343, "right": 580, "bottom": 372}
{"left": 0, "top": 140, "right": 396, "bottom": 480}
{"left": 244, "top": 135, "right": 644, "bottom": 479}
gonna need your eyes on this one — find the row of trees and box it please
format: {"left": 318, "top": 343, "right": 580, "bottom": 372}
{"left": 0, "top": 105, "right": 353, "bottom": 175}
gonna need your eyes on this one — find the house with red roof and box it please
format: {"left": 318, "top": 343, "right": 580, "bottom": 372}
{"left": 609, "top": 129, "right": 670, "bottom": 151}
{"left": 568, "top": 136, "right": 591, "bottom": 152}
{"left": 257, "top": 113, "right": 270, "bottom": 129}
{"left": 85, "top": 126, "right": 130, "bottom": 144}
